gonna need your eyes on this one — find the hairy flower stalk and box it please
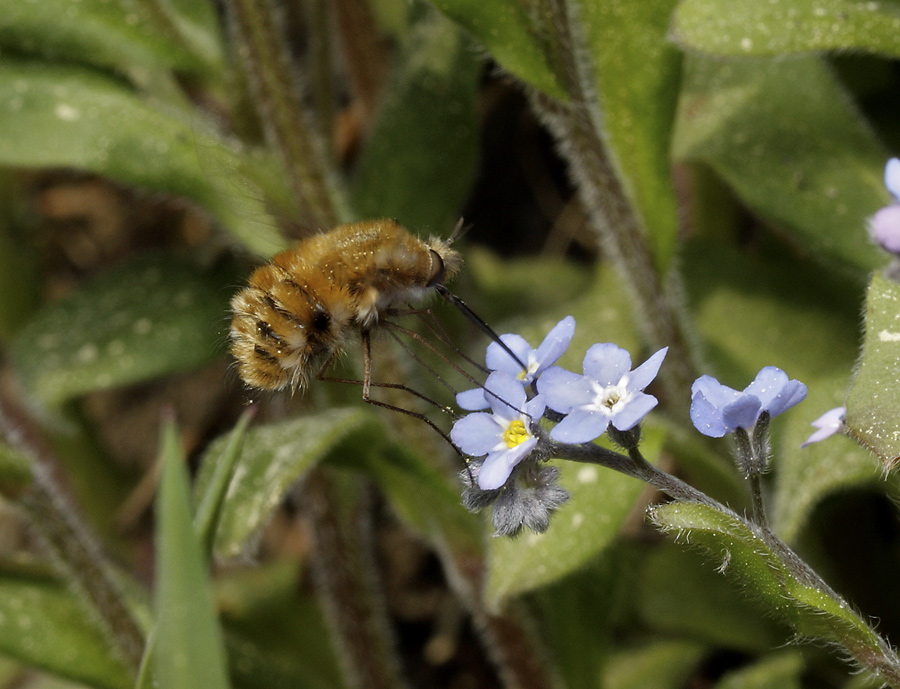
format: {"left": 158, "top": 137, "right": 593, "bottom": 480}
{"left": 223, "top": 0, "right": 349, "bottom": 230}
{"left": 529, "top": 0, "right": 699, "bottom": 414}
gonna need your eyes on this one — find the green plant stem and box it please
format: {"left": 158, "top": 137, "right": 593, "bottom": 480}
{"left": 302, "top": 468, "right": 409, "bottom": 689}
{"left": 545, "top": 434, "right": 900, "bottom": 688}
{"left": 224, "top": 0, "right": 349, "bottom": 230}
{"left": 531, "top": 0, "right": 699, "bottom": 414}
{"left": 0, "top": 396, "right": 144, "bottom": 674}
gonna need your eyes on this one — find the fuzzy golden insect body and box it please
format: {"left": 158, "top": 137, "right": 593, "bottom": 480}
{"left": 230, "top": 219, "right": 461, "bottom": 391}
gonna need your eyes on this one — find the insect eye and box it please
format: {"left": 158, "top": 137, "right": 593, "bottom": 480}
{"left": 426, "top": 250, "right": 445, "bottom": 287}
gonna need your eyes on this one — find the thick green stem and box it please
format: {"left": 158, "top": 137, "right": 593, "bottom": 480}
{"left": 224, "top": 0, "right": 349, "bottom": 229}
{"left": 531, "top": 0, "right": 699, "bottom": 414}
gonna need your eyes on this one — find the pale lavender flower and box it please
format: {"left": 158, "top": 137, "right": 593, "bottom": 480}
{"left": 801, "top": 406, "right": 846, "bottom": 447}
{"left": 869, "top": 158, "right": 900, "bottom": 254}
{"left": 539, "top": 344, "right": 667, "bottom": 443}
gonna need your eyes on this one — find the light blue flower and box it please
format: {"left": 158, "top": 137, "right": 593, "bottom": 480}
{"left": 539, "top": 344, "right": 667, "bottom": 443}
{"left": 690, "top": 367, "right": 807, "bottom": 438}
{"left": 801, "top": 406, "right": 845, "bottom": 447}
{"left": 456, "top": 316, "right": 575, "bottom": 411}
{"left": 869, "top": 158, "right": 900, "bottom": 254}
{"left": 451, "top": 371, "right": 546, "bottom": 490}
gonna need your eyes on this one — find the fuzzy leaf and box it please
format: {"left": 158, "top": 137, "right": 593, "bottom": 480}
{"left": 672, "top": 0, "right": 900, "bottom": 59}
{"left": 0, "top": 559, "right": 133, "bottom": 689}
{"left": 649, "top": 502, "right": 887, "bottom": 652}
{"left": 846, "top": 272, "right": 900, "bottom": 466}
{"left": 0, "top": 0, "right": 221, "bottom": 74}
{"left": 351, "top": 8, "right": 480, "bottom": 232}
{"left": 428, "top": 0, "right": 565, "bottom": 97}
{"left": 154, "top": 419, "right": 230, "bottom": 689}
{"left": 0, "top": 59, "right": 287, "bottom": 256}
{"left": 194, "top": 409, "right": 381, "bottom": 560}
{"left": 673, "top": 54, "right": 887, "bottom": 271}
{"left": 576, "top": 0, "right": 682, "bottom": 272}
{"left": 485, "top": 428, "right": 662, "bottom": 607}
{"left": 11, "top": 253, "right": 233, "bottom": 408}
{"left": 637, "top": 544, "right": 788, "bottom": 652}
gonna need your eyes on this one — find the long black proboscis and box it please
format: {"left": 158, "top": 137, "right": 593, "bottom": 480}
{"left": 436, "top": 285, "right": 528, "bottom": 372}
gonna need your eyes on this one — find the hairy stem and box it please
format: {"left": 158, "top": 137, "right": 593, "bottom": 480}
{"left": 531, "top": 0, "right": 699, "bottom": 413}
{"left": 224, "top": 0, "right": 348, "bottom": 229}
{"left": 302, "top": 469, "right": 409, "bottom": 689}
{"left": 0, "top": 394, "right": 144, "bottom": 673}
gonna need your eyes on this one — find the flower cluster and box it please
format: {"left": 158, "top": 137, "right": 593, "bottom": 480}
{"left": 450, "top": 316, "right": 831, "bottom": 536}
{"left": 870, "top": 158, "right": 900, "bottom": 254}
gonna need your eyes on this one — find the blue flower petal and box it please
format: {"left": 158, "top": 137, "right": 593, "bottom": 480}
{"left": 582, "top": 343, "right": 631, "bottom": 385}
{"left": 533, "top": 316, "right": 576, "bottom": 374}
{"left": 450, "top": 413, "right": 503, "bottom": 456}
{"left": 610, "top": 392, "right": 658, "bottom": 431}
{"left": 886, "top": 158, "right": 900, "bottom": 200}
{"left": 765, "top": 379, "right": 807, "bottom": 417}
{"left": 524, "top": 394, "right": 547, "bottom": 421}
{"left": 549, "top": 408, "right": 609, "bottom": 443}
{"left": 626, "top": 347, "right": 668, "bottom": 392}
{"left": 744, "top": 366, "right": 788, "bottom": 405}
{"left": 690, "top": 388, "right": 730, "bottom": 437}
{"left": 538, "top": 366, "right": 594, "bottom": 413}
{"left": 692, "top": 375, "right": 741, "bottom": 409}
{"left": 456, "top": 387, "right": 489, "bottom": 411}
{"left": 801, "top": 406, "right": 845, "bottom": 448}
{"left": 484, "top": 371, "right": 527, "bottom": 420}
{"left": 485, "top": 334, "right": 533, "bottom": 376}
{"left": 478, "top": 436, "right": 537, "bottom": 490}
{"left": 722, "top": 395, "right": 762, "bottom": 431}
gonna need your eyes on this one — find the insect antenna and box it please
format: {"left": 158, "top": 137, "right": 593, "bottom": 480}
{"left": 434, "top": 285, "right": 529, "bottom": 373}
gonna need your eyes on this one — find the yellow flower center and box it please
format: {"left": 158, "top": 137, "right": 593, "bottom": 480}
{"left": 503, "top": 420, "right": 529, "bottom": 448}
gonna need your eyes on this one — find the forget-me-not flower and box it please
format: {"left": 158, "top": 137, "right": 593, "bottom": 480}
{"left": 456, "top": 316, "right": 575, "bottom": 410}
{"left": 690, "top": 367, "right": 807, "bottom": 438}
{"left": 870, "top": 158, "right": 900, "bottom": 254}
{"left": 801, "top": 406, "right": 845, "bottom": 447}
{"left": 538, "top": 344, "right": 667, "bottom": 443}
{"left": 451, "top": 371, "right": 546, "bottom": 490}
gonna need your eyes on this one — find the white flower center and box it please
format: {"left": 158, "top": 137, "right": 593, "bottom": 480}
{"left": 592, "top": 379, "right": 628, "bottom": 414}
{"left": 517, "top": 354, "right": 540, "bottom": 382}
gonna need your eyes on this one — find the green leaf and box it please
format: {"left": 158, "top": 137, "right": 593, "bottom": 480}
{"left": 603, "top": 640, "right": 707, "bottom": 689}
{"left": 0, "top": 0, "right": 220, "bottom": 75}
{"left": 154, "top": 419, "right": 230, "bottom": 689}
{"left": 351, "top": 8, "right": 480, "bottom": 232}
{"left": 428, "top": 0, "right": 565, "bottom": 98}
{"left": 649, "top": 502, "right": 888, "bottom": 654}
{"left": 217, "top": 560, "right": 344, "bottom": 689}
{"left": 0, "top": 59, "right": 287, "bottom": 256}
{"left": 846, "top": 272, "right": 900, "bottom": 465}
{"left": 485, "top": 428, "right": 663, "bottom": 608}
{"left": 772, "top": 373, "right": 881, "bottom": 543}
{"left": 713, "top": 652, "right": 804, "bottom": 689}
{"left": 0, "top": 558, "right": 133, "bottom": 689}
{"left": 194, "top": 409, "right": 381, "bottom": 560}
{"left": 194, "top": 408, "right": 255, "bottom": 557}
{"left": 637, "top": 544, "right": 788, "bottom": 652}
{"left": 682, "top": 239, "right": 863, "bottom": 383}
{"left": 11, "top": 252, "right": 234, "bottom": 408}
{"left": 575, "top": 0, "right": 682, "bottom": 272}
{"left": 672, "top": 0, "right": 900, "bottom": 59}
{"left": 673, "top": 54, "right": 888, "bottom": 271}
